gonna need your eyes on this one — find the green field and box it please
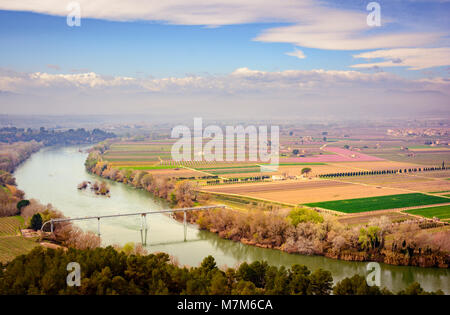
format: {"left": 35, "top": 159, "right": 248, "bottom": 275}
{"left": 404, "top": 205, "right": 450, "bottom": 221}
{"left": 119, "top": 165, "right": 180, "bottom": 170}
{"left": 0, "top": 236, "right": 39, "bottom": 263}
{"left": 208, "top": 168, "right": 262, "bottom": 175}
{"left": 109, "top": 145, "right": 173, "bottom": 151}
{"left": 105, "top": 157, "right": 168, "bottom": 162}
{"left": 195, "top": 165, "right": 260, "bottom": 170}
{"left": 305, "top": 193, "right": 450, "bottom": 213}
{"left": 0, "top": 216, "right": 39, "bottom": 263}
{"left": 265, "top": 163, "right": 327, "bottom": 166}
{"left": 0, "top": 216, "right": 24, "bottom": 236}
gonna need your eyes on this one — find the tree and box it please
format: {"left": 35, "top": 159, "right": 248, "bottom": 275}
{"left": 175, "top": 180, "right": 195, "bottom": 207}
{"left": 333, "top": 275, "right": 385, "bottom": 295}
{"left": 359, "top": 226, "right": 381, "bottom": 251}
{"left": 288, "top": 265, "right": 310, "bottom": 295}
{"left": 396, "top": 282, "right": 443, "bottom": 295}
{"left": 209, "top": 272, "right": 230, "bottom": 294}
{"left": 308, "top": 269, "right": 333, "bottom": 295}
{"left": 301, "top": 167, "right": 312, "bottom": 176}
{"left": 17, "top": 199, "right": 30, "bottom": 213}
{"left": 288, "top": 208, "right": 323, "bottom": 226}
{"left": 237, "top": 261, "right": 268, "bottom": 288}
{"left": 29, "top": 213, "right": 43, "bottom": 230}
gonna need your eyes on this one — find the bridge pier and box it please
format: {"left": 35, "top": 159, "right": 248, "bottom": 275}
{"left": 140, "top": 214, "right": 148, "bottom": 245}
{"left": 183, "top": 211, "right": 187, "bottom": 241}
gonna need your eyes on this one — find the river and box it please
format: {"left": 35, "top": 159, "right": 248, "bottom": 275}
{"left": 14, "top": 146, "right": 450, "bottom": 293}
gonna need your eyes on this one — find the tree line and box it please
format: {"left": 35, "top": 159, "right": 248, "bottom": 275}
{"left": 320, "top": 165, "right": 448, "bottom": 178}
{"left": 0, "top": 246, "right": 443, "bottom": 295}
{"left": 0, "top": 141, "right": 42, "bottom": 173}
{"left": 0, "top": 127, "right": 115, "bottom": 146}
{"left": 85, "top": 150, "right": 201, "bottom": 207}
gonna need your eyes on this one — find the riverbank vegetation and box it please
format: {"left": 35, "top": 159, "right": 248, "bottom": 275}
{"left": 0, "top": 246, "right": 443, "bottom": 295}
{"left": 86, "top": 151, "right": 201, "bottom": 207}
{"left": 0, "top": 141, "right": 42, "bottom": 173}
{"left": 181, "top": 208, "right": 449, "bottom": 268}
{"left": 0, "top": 127, "right": 115, "bottom": 146}
{"left": 78, "top": 180, "right": 110, "bottom": 196}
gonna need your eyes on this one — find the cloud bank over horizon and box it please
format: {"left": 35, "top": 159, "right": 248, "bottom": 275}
{"left": 0, "top": 67, "right": 448, "bottom": 118}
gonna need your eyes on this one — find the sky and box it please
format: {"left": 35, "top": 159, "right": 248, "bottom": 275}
{"left": 0, "top": 0, "right": 449, "bottom": 119}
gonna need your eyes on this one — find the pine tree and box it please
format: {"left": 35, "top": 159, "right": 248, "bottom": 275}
{"left": 30, "top": 213, "right": 43, "bottom": 230}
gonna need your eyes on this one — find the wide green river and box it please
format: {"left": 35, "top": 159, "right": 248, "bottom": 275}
{"left": 14, "top": 146, "right": 450, "bottom": 293}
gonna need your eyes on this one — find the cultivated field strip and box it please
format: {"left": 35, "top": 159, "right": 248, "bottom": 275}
{"left": 0, "top": 216, "right": 23, "bottom": 236}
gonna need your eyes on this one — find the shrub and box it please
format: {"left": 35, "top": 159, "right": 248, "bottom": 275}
{"left": 17, "top": 199, "right": 30, "bottom": 211}
{"left": 288, "top": 208, "right": 323, "bottom": 226}
{"left": 29, "top": 213, "right": 43, "bottom": 230}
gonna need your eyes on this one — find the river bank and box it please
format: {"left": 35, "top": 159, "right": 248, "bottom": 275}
{"left": 174, "top": 206, "right": 449, "bottom": 269}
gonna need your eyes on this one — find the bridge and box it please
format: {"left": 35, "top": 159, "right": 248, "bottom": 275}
{"left": 41, "top": 205, "right": 226, "bottom": 245}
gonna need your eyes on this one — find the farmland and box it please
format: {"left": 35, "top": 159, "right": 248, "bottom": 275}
{"left": 80, "top": 121, "right": 450, "bottom": 273}
{"left": 99, "top": 132, "right": 450, "bottom": 207}
{"left": 404, "top": 205, "right": 450, "bottom": 221}
{"left": 0, "top": 216, "right": 39, "bottom": 263}
{"left": 0, "top": 216, "right": 24, "bottom": 236}
{"left": 305, "top": 193, "right": 450, "bottom": 213}
{"left": 201, "top": 179, "right": 409, "bottom": 204}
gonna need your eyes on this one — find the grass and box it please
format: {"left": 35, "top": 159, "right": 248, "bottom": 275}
{"left": 109, "top": 145, "right": 173, "bottom": 151}
{"left": 1, "top": 185, "right": 11, "bottom": 194}
{"left": 404, "top": 205, "right": 450, "bottom": 220}
{"left": 208, "top": 168, "right": 262, "bottom": 175}
{"left": 195, "top": 165, "right": 260, "bottom": 170}
{"left": 305, "top": 193, "right": 450, "bottom": 213}
{"left": 0, "top": 237, "right": 39, "bottom": 263}
{"left": 407, "top": 145, "right": 432, "bottom": 149}
{"left": 119, "top": 165, "right": 181, "bottom": 170}
{"left": 105, "top": 157, "right": 163, "bottom": 162}
{"left": 0, "top": 216, "right": 39, "bottom": 263}
{"left": 265, "top": 162, "right": 327, "bottom": 166}
{"left": 0, "top": 216, "right": 24, "bottom": 236}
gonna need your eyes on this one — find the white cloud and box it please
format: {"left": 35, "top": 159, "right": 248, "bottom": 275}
{"left": 286, "top": 48, "right": 306, "bottom": 59}
{"left": 0, "top": 0, "right": 445, "bottom": 51}
{"left": 351, "top": 47, "right": 450, "bottom": 70}
{"left": 1, "top": 67, "right": 448, "bottom": 95}
{"left": 1, "top": 67, "right": 448, "bottom": 116}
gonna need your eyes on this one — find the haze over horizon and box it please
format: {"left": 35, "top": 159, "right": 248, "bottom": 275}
{"left": 0, "top": 0, "right": 449, "bottom": 119}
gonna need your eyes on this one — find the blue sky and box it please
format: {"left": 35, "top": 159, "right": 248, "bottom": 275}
{"left": 0, "top": 11, "right": 362, "bottom": 78}
{"left": 0, "top": 0, "right": 448, "bottom": 117}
